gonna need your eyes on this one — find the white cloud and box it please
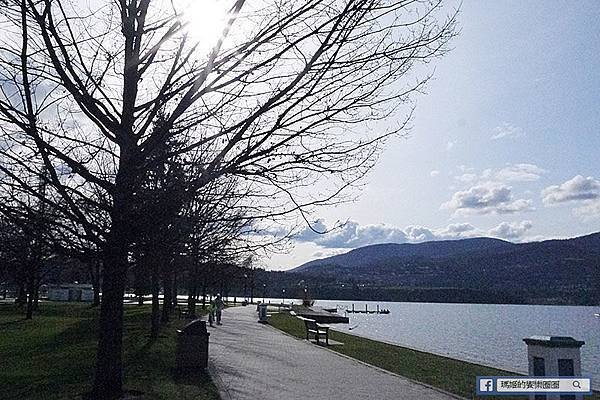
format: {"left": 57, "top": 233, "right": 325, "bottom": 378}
{"left": 455, "top": 173, "right": 478, "bottom": 183}
{"left": 542, "top": 175, "right": 600, "bottom": 205}
{"left": 292, "top": 219, "right": 534, "bottom": 249}
{"left": 481, "top": 168, "right": 493, "bottom": 179}
{"left": 293, "top": 220, "right": 421, "bottom": 248}
{"left": 542, "top": 175, "right": 600, "bottom": 221}
{"left": 294, "top": 219, "right": 329, "bottom": 241}
{"left": 404, "top": 225, "right": 436, "bottom": 242}
{"left": 444, "top": 223, "right": 477, "bottom": 234}
{"left": 295, "top": 220, "right": 407, "bottom": 249}
{"left": 430, "top": 170, "right": 440, "bottom": 177}
{"left": 311, "top": 248, "right": 346, "bottom": 259}
{"left": 454, "top": 163, "right": 544, "bottom": 185}
{"left": 441, "top": 183, "right": 534, "bottom": 215}
{"left": 491, "top": 122, "right": 524, "bottom": 140}
{"left": 488, "top": 220, "right": 533, "bottom": 240}
{"left": 458, "top": 165, "right": 474, "bottom": 172}
{"left": 495, "top": 163, "right": 545, "bottom": 182}
{"left": 573, "top": 200, "right": 600, "bottom": 221}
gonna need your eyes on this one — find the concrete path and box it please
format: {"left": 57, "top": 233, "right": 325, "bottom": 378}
{"left": 207, "top": 306, "right": 461, "bottom": 400}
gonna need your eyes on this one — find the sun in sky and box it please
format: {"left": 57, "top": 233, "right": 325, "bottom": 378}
{"left": 179, "top": 0, "right": 231, "bottom": 54}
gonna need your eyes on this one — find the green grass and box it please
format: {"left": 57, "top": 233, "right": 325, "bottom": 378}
{"left": 0, "top": 302, "right": 220, "bottom": 400}
{"left": 269, "top": 312, "right": 600, "bottom": 400}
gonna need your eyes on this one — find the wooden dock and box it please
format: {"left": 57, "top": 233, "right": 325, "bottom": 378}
{"left": 345, "top": 304, "right": 390, "bottom": 314}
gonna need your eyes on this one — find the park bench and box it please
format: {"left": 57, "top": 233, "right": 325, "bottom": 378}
{"left": 177, "top": 306, "right": 192, "bottom": 319}
{"left": 299, "top": 317, "right": 329, "bottom": 345}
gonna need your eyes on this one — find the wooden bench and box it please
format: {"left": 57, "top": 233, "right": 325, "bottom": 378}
{"left": 299, "top": 317, "right": 329, "bottom": 345}
{"left": 177, "top": 306, "right": 191, "bottom": 319}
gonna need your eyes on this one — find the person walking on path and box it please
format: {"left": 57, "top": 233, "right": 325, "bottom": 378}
{"left": 215, "top": 294, "right": 225, "bottom": 325}
{"left": 208, "top": 299, "right": 216, "bottom": 327}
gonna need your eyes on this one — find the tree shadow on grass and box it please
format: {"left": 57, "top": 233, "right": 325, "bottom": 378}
{"left": 173, "top": 368, "right": 214, "bottom": 387}
{"left": 0, "top": 318, "right": 27, "bottom": 328}
{"left": 1, "top": 376, "right": 62, "bottom": 400}
{"left": 0, "top": 316, "right": 98, "bottom": 399}
{"left": 127, "top": 336, "right": 157, "bottom": 363}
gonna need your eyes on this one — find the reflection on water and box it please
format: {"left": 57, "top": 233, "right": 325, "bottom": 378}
{"left": 313, "top": 300, "right": 600, "bottom": 387}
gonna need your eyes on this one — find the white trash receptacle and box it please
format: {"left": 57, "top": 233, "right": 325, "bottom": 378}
{"left": 258, "top": 303, "right": 268, "bottom": 323}
{"left": 523, "top": 335, "right": 585, "bottom": 400}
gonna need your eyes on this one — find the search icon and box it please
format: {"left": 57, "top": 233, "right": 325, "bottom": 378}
{"left": 573, "top": 380, "right": 581, "bottom": 389}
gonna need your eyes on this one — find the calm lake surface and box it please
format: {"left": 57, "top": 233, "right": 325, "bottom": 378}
{"left": 312, "top": 300, "right": 600, "bottom": 386}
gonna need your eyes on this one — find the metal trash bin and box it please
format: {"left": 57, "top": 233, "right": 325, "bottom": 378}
{"left": 175, "top": 319, "right": 210, "bottom": 369}
{"left": 258, "top": 303, "right": 268, "bottom": 323}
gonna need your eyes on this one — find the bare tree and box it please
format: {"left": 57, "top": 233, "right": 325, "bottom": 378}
{"left": 0, "top": 0, "right": 457, "bottom": 396}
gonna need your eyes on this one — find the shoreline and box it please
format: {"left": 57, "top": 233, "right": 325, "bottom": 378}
{"left": 268, "top": 311, "right": 600, "bottom": 399}
{"left": 327, "top": 323, "right": 525, "bottom": 376}
{"left": 333, "top": 325, "right": 600, "bottom": 392}
{"left": 313, "top": 298, "right": 600, "bottom": 308}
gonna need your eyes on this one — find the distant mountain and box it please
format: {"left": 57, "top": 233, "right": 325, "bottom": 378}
{"left": 293, "top": 237, "right": 515, "bottom": 273}
{"left": 289, "top": 233, "right": 600, "bottom": 305}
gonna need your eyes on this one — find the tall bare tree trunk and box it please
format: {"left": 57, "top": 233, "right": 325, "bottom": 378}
{"left": 201, "top": 275, "right": 207, "bottom": 310}
{"left": 161, "top": 266, "right": 172, "bottom": 324}
{"left": 187, "top": 273, "right": 197, "bottom": 317}
{"left": 93, "top": 237, "right": 128, "bottom": 398}
{"left": 16, "top": 281, "right": 26, "bottom": 306}
{"left": 25, "top": 274, "right": 34, "bottom": 319}
{"left": 33, "top": 283, "right": 39, "bottom": 311}
{"left": 93, "top": 162, "right": 135, "bottom": 398}
{"left": 150, "top": 265, "right": 160, "bottom": 338}
{"left": 172, "top": 270, "right": 178, "bottom": 309}
{"left": 91, "top": 261, "right": 102, "bottom": 308}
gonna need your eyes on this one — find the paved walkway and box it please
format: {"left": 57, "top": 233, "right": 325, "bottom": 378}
{"left": 207, "top": 306, "right": 461, "bottom": 400}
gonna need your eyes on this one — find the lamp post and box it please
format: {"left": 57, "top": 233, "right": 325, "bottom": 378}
{"left": 262, "top": 284, "right": 266, "bottom": 303}
{"left": 282, "top": 289, "right": 286, "bottom": 305}
{"left": 243, "top": 273, "right": 248, "bottom": 303}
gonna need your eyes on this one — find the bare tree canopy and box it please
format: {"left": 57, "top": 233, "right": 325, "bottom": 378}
{"left": 0, "top": 0, "right": 457, "bottom": 397}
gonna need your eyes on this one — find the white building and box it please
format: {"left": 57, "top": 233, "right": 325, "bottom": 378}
{"left": 48, "top": 284, "right": 94, "bottom": 302}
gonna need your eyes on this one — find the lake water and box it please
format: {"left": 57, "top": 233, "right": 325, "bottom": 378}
{"left": 312, "top": 300, "right": 600, "bottom": 387}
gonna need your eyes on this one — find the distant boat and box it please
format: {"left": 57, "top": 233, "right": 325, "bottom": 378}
{"left": 594, "top": 313, "right": 600, "bottom": 318}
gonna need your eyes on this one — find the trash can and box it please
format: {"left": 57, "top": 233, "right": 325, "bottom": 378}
{"left": 258, "top": 303, "right": 268, "bottom": 323}
{"left": 175, "top": 319, "right": 210, "bottom": 369}
{"left": 523, "top": 336, "right": 585, "bottom": 400}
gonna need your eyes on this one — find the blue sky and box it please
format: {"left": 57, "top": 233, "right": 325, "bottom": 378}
{"left": 264, "top": 1, "right": 600, "bottom": 270}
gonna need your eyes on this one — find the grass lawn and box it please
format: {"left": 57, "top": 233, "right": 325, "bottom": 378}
{"left": 269, "top": 312, "right": 599, "bottom": 400}
{"left": 0, "top": 302, "right": 220, "bottom": 400}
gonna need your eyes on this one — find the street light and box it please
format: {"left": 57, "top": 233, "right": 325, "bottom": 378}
{"left": 282, "top": 288, "right": 286, "bottom": 305}
{"left": 243, "top": 273, "right": 248, "bottom": 303}
{"left": 262, "top": 283, "right": 266, "bottom": 303}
